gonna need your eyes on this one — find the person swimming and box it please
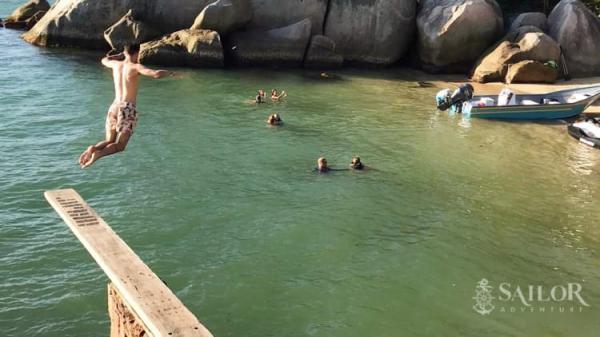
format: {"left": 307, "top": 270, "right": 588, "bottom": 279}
{"left": 316, "top": 157, "right": 329, "bottom": 173}
{"left": 255, "top": 89, "right": 266, "bottom": 104}
{"left": 350, "top": 156, "right": 364, "bottom": 170}
{"left": 267, "top": 113, "right": 283, "bottom": 125}
{"left": 271, "top": 89, "right": 287, "bottom": 101}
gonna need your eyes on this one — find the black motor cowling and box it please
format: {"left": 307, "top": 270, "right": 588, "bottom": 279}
{"left": 436, "top": 84, "right": 475, "bottom": 111}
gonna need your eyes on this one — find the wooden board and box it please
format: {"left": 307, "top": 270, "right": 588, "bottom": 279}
{"left": 45, "top": 189, "right": 214, "bottom": 337}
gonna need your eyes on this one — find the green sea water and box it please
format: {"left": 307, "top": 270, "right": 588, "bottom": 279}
{"left": 2, "top": 3, "right": 600, "bottom": 336}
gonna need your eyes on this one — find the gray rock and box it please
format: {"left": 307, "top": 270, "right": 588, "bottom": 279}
{"left": 191, "top": 0, "right": 252, "bottom": 35}
{"left": 229, "top": 18, "right": 312, "bottom": 67}
{"left": 4, "top": 0, "right": 49, "bottom": 23}
{"left": 104, "top": 10, "right": 161, "bottom": 51}
{"left": 505, "top": 60, "right": 558, "bottom": 84}
{"left": 471, "top": 31, "right": 561, "bottom": 82}
{"left": 417, "top": 0, "right": 504, "bottom": 72}
{"left": 304, "top": 35, "right": 343, "bottom": 69}
{"left": 139, "top": 29, "right": 224, "bottom": 68}
{"left": 246, "top": 0, "right": 327, "bottom": 35}
{"left": 23, "top": 0, "right": 213, "bottom": 49}
{"left": 324, "top": 0, "right": 416, "bottom": 66}
{"left": 548, "top": 0, "right": 600, "bottom": 77}
{"left": 504, "top": 25, "right": 544, "bottom": 43}
{"left": 509, "top": 12, "right": 548, "bottom": 32}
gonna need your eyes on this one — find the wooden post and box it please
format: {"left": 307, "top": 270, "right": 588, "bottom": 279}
{"left": 45, "top": 189, "right": 213, "bottom": 337}
{"left": 108, "top": 283, "right": 149, "bottom": 337}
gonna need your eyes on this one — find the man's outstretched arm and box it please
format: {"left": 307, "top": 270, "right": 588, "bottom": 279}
{"left": 136, "top": 64, "right": 175, "bottom": 79}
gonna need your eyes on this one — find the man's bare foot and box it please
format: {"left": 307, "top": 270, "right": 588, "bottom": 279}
{"left": 81, "top": 149, "right": 99, "bottom": 169}
{"left": 79, "top": 146, "right": 94, "bottom": 167}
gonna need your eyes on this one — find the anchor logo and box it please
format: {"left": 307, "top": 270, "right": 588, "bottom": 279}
{"left": 473, "top": 278, "right": 495, "bottom": 315}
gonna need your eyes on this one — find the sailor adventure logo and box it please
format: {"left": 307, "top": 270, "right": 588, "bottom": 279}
{"left": 472, "top": 279, "right": 591, "bottom": 315}
{"left": 473, "top": 279, "right": 495, "bottom": 315}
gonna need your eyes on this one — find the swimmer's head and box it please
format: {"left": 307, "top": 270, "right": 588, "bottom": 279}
{"left": 317, "top": 157, "right": 328, "bottom": 171}
{"left": 351, "top": 156, "right": 364, "bottom": 170}
{"left": 267, "top": 114, "right": 282, "bottom": 125}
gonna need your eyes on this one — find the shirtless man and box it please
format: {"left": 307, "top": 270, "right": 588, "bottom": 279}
{"left": 79, "top": 44, "right": 175, "bottom": 168}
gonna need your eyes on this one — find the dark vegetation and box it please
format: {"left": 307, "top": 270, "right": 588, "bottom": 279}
{"left": 496, "top": 0, "right": 600, "bottom": 16}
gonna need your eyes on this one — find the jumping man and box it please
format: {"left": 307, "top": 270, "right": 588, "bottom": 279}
{"left": 79, "top": 44, "right": 176, "bottom": 168}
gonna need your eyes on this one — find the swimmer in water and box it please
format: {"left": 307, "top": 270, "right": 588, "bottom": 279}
{"left": 267, "top": 113, "right": 283, "bottom": 125}
{"left": 271, "top": 89, "right": 287, "bottom": 101}
{"left": 350, "top": 156, "right": 364, "bottom": 170}
{"left": 317, "top": 157, "right": 329, "bottom": 173}
{"left": 255, "top": 89, "right": 266, "bottom": 104}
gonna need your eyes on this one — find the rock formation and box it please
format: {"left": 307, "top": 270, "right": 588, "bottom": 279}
{"left": 505, "top": 60, "right": 558, "bottom": 84}
{"left": 471, "top": 31, "right": 561, "bottom": 83}
{"left": 191, "top": 0, "right": 252, "bottom": 35}
{"left": 2, "top": 0, "right": 49, "bottom": 30}
{"left": 509, "top": 12, "right": 548, "bottom": 32}
{"left": 246, "top": 0, "right": 327, "bottom": 35}
{"left": 304, "top": 35, "right": 343, "bottom": 69}
{"left": 23, "top": 0, "right": 213, "bottom": 49}
{"left": 228, "top": 18, "right": 312, "bottom": 67}
{"left": 140, "top": 29, "right": 224, "bottom": 68}
{"left": 548, "top": 0, "right": 600, "bottom": 77}
{"left": 324, "top": 0, "right": 416, "bottom": 66}
{"left": 4, "top": 0, "right": 599, "bottom": 77}
{"left": 417, "top": 0, "right": 504, "bottom": 72}
{"left": 104, "top": 10, "right": 161, "bottom": 51}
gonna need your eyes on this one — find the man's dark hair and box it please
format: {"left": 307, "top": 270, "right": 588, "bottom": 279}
{"left": 124, "top": 43, "right": 140, "bottom": 55}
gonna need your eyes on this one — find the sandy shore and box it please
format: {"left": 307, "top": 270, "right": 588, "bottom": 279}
{"left": 416, "top": 72, "right": 600, "bottom": 114}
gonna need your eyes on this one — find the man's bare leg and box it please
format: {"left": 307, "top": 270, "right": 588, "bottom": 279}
{"left": 79, "top": 128, "right": 117, "bottom": 166}
{"left": 82, "top": 131, "right": 131, "bottom": 169}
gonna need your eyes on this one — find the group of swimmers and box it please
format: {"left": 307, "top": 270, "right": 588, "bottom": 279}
{"left": 256, "top": 89, "right": 287, "bottom": 104}
{"left": 316, "top": 156, "right": 365, "bottom": 173}
{"left": 254, "top": 90, "right": 366, "bottom": 173}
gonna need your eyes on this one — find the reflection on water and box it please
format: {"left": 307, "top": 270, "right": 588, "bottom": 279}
{"left": 567, "top": 142, "right": 598, "bottom": 176}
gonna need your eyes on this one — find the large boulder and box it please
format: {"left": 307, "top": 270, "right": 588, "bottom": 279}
{"left": 4, "top": 0, "right": 49, "bottom": 23}
{"left": 228, "top": 18, "right": 312, "bottom": 67}
{"left": 104, "top": 10, "right": 161, "bottom": 51}
{"left": 191, "top": 0, "right": 252, "bottom": 35}
{"left": 417, "top": 0, "right": 504, "bottom": 72}
{"left": 505, "top": 60, "right": 558, "bottom": 84}
{"left": 471, "top": 31, "right": 561, "bottom": 82}
{"left": 24, "top": 10, "right": 46, "bottom": 30}
{"left": 246, "top": 0, "right": 327, "bottom": 35}
{"left": 23, "top": 0, "right": 213, "bottom": 49}
{"left": 548, "top": 0, "right": 600, "bottom": 77}
{"left": 139, "top": 29, "right": 224, "bottom": 68}
{"left": 323, "top": 0, "right": 416, "bottom": 66}
{"left": 304, "top": 35, "right": 343, "bottom": 69}
{"left": 509, "top": 12, "right": 548, "bottom": 32}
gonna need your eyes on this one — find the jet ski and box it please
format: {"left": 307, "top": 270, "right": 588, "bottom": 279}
{"left": 568, "top": 118, "right": 600, "bottom": 149}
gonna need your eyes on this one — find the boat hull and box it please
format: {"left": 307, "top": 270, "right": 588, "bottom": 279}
{"left": 466, "top": 104, "right": 586, "bottom": 120}
{"left": 457, "top": 85, "right": 600, "bottom": 120}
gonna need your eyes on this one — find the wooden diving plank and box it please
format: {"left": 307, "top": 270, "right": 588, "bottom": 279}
{"left": 44, "top": 189, "right": 213, "bottom": 337}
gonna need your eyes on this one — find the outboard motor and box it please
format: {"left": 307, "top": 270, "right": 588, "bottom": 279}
{"left": 436, "top": 84, "right": 475, "bottom": 112}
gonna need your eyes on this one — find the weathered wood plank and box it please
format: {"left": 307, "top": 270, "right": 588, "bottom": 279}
{"left": 44, "top": 189, "right": 213, "bottom": 337}
{"left": 108, "top": 283, "right": 149, "bottom": 337}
